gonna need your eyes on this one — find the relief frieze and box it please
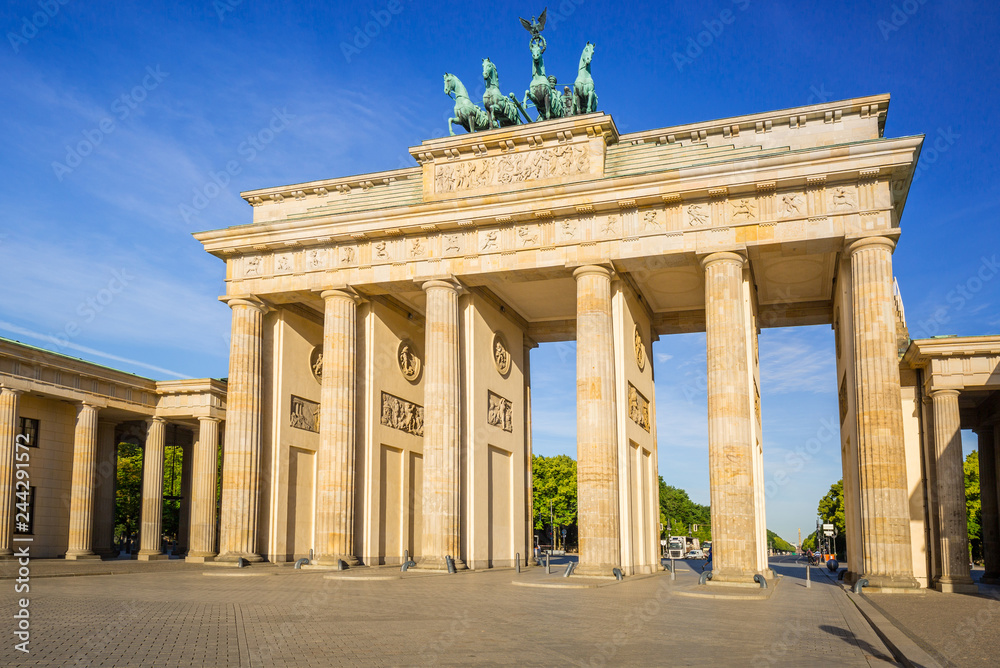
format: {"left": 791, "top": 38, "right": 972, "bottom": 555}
{"left": 434, "top": 144, "right": 591, "bottom": 195}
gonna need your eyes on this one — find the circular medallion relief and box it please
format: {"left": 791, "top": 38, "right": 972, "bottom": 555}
{"left": 492, "top": 331, "right": 512, "bottom": 376}
{"left": 634, "top": 325, "right": 646, "bottom": 371}
{"left": 397, "top": 339, "right": 422, "bottom": 382}
{"left": 310, "top": 345, "right": 323, "bottom": 382}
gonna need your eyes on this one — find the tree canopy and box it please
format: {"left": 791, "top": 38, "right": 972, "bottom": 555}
{"left": 966, "top": 451, "right": 982, "bottom": 563}
{"left": 532, "top": 455, "right": 577, "bottom": 548}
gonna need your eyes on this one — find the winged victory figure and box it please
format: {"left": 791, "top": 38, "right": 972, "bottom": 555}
{"left": 519, "top": 8, "right": 547, "bottom": 46}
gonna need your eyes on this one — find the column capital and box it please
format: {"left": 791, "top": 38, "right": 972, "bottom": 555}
{"left": 97, "top": 418, "right": 119, "bottom": 427}
{"left": 571, "top": 264, "right": 614, "bottom": 281}
{"left": 700, "top": 251, "right": 746, "bottom": 270}
{"left": 422, "top": 278, "right": 464, "bottom": 294}
{"left": 846, "top": 235, "right": 897, "bottom": 256}
{"left": 145, "top": 416, "right": 167, "bottom": 428}
{"left": 929, "top": 388, "right": 961, "bottom": 399}
{"left": 319, "top": 288, "right": 360, "bottom": 303}
{"left": 0, "top": 386, "right": 24, "bottom": 398}
{"left": 220, "top": 295, "right": 270, "bottom": 313}
{"left": 197, "top": 416, "right": 222, "bottom": 424}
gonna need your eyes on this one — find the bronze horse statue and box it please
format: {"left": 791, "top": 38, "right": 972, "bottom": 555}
{"left": 482, "top": 58, "right": 529, "bottom": 128}
{"left": 522, "top": 40, "right": 564, "bottom": 121}
{"left": 444, "top": 72, "right": 491, "bottom": 135}
{"left": 572, "top": 42, "right": 598, "bottom": 115}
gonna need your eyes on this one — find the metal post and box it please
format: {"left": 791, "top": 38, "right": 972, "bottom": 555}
{"left": 545, "top": 553, "right": 550, "bottom": 574}
{"left": 806, "top": 560, "right": 811, "bottom": 588}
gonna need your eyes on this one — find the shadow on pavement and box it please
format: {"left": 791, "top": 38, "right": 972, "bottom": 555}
{"left": 819, "top": 624, "right": 896, "bottom": 664}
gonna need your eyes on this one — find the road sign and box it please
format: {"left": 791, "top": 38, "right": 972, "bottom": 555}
{"left": 561, "top": 528, "right": 567, "bottom": 537}
{"left": 822, "top": 523, "right": 834, "bottom": 531}
{"left": 824, "top": 530, "right": 834, "bottom": 537}
{"left": 660, "top": 539, "right": 667, "bottom": 546}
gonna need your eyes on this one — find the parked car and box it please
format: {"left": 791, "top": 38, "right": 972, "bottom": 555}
{"left": 685, "top": 549, "right": 706, "bottom": 559}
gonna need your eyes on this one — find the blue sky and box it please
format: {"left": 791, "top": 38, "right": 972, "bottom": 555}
{"left": 2, "top": 0, "right": 998, "bottom": 543}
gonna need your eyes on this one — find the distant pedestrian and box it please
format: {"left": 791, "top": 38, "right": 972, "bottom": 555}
{"left": 702, "top": 545, "right": 712, "bottom": 573}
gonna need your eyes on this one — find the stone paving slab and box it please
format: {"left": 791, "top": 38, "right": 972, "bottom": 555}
{"left": 0, "top": 555, "right": 900, "bottom": 667}
{"left": 861, "top": 573, "right": 1000, "bottom": 668}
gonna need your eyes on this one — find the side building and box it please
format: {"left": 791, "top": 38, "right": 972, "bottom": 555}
{"left": 0, "top": 338, "right": 226, "bottom": 561}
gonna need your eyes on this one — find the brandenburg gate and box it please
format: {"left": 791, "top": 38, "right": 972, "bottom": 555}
{"left": 195, "top": 93, "right": 925, "bottom": 586}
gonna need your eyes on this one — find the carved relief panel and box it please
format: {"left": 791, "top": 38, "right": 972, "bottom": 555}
{"left": 627, "top": 383, "right": 651, "bottom": 432}
{"left": 380, "top": 392, "right": 424, "bottom": 436}
{"left": 487, "top": 391, "right": 514, "bottom": 432}
{"left": 290, "top": 395, "right": 320, "bottom": 433}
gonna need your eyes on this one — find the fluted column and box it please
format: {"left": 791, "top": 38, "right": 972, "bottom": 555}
{"left": 702, "top": 252, "right": 758, "bottom": 583}
{"left": 929, "top": 389, "right": 976, "bottom": 592}
{"left": 218, "top": 298, "right": 266, "bottom": 562}
{"left": 138, "top": 417, "right": 167, "bottom": 560}
{"left": 91, "top": 420, "right": 118, "bottom": 556}
{"left": 417, "top": 280, "right": 465, "bottom": 570}
{"left": 979, "top": 425, "right": 1000, "bottom": 584}
{"left": 848, "top": 237, "right": 918, "bottom": 589}
{"left": 573, "top": 265, "right": 620, "bottom": 577}
{"left": 524, "top": 339, "right": 535, "bottom": 565}
{"left": 187, "top": 417, "right": 221, "bottom": 561}
{"left": 65, "top": 403, "right": 101, "bottom": 559}
{"left": 315, "top": 289, "right": 360, "bottom": 566}
{"left": 0, "top": 388, "right": 24, "bottom": 558}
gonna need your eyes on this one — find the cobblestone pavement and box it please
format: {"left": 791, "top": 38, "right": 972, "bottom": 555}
{"left": 864, "top": 571, "right": 1000, "bottom": 668}
{"left": 1, "top": 556, "right": 898, "bottom": 667}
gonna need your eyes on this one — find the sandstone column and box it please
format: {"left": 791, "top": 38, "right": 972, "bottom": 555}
{"left": 218, "top": 298, "right": 266, "bottom": 562}
{"left": 65, "top": 403, "right": 101, "bottom": 559}
{"left": 848, "top": 236, "right": 918, "bottom": 589}
{"left": 138, "top": 417, "right": 167, "bottom": 560}
{"left": 315, "top": 289, "right": 360, "bottom": 566}
{"left": 928, "top": 389, "right": 977, "bottom": 592}
{"left": 91, "top": 420, "right": 118, "bottom": 556}
{"left": 187, "top": 417, "right": 221, "bottom": 561}
{"left": 573, "top": 265, "right": 620, "bottom": 577}
{"left": 523, "top": 338, "right": 535, "bottom": 565}
{"left": 702, "top": 252, "right": 758, "bottom": 583}
{"left": 0, "top": 388, "right": 24, "bottom": 558}
{"left": 417, "top": 280, "right": 465, "bottom": 570}
{"left": 979, "top": 425, "right": 1000, "bottom": 584}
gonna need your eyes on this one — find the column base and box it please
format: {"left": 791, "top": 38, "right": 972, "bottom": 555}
{"left": 136, "top": 551, "right": 169, "bottom": 561}
{"left": 215, "top": 551, "right": 265, "bottom": 563}
{"left": 315, "top": 554, "right": 361, "bottom": 568}
{"left": 185, "top": 553, "right": 217, "bottom": 563}
{"left": 860, "top": 573, "right": 921, "bottom": 590}
{"left": 708, "top": 568, "right": 760, "bottom": 585}
{"left": 573, "top": 563, "right": 618, "bottom": 578}
{"left": 64, "top": 552, "right": 101, "bottom": 561}
{"left": 0, "top": 551, "right": 16, "bottom": 560}
{"left": 414, "top": 556, "right": 467, "bottom": 571}
{"left": 935, "top": 577, "right": 979, "bottom": 594}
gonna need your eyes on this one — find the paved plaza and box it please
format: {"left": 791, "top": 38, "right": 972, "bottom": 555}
{"left": 7, "top": 555, "right": 989, "bottom": 667}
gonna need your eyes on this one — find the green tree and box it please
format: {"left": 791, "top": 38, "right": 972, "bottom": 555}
{"left": 162, "top": 445, "right": 184, "bottom": 542}
{"left": 817, "top": 479, "right": 847, "bottom": 559}
{"left": 114, "top": 442, "right": 143, "bottom": 542}
{"left": 659, "top": 478, "right": 711, "bottom": 542}
{"left": 532, "top": 455, "right": 577, "bottom": 549}
{"left": 965, "top": 451, "right": 982, "bottom": 563}
{"left": 767, "top": 530, "right": 795, "bottom": 553}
